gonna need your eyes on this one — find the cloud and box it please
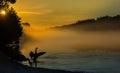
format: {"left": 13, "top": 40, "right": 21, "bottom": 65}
{"left": 18, "top": 12, "right": 44, "bottom": 15}
{"left": 18, "top": 9, "right": 53, "bottom": 15}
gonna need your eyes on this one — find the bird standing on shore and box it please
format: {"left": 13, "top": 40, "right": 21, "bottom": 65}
{"left": 29, "top": 48, "right": 46, "bottom": 68}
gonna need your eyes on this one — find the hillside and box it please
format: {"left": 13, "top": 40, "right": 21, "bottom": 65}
{"left": 55, "top": 15, "right": 120, "bottom": 31}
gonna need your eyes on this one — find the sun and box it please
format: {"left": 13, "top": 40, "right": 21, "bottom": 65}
{"left": 1, "top": 10, "right": 6, "bottom": 15}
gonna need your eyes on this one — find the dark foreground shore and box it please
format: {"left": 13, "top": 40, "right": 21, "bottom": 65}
{"left": 0, "top": 53, "right": 90, "bottom": 73}
{"left": 17, "top": 66, "right": 89, "bottom": 73}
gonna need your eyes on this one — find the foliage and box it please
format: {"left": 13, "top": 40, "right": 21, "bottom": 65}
{"left": 0, "top": 0, "right": 25, "bottom": 61}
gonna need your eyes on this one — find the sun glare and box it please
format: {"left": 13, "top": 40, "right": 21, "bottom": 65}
{"left": 1, "top": 10, "right": 6, "bottom": 15}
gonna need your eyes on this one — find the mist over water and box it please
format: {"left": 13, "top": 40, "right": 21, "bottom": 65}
{"left": 21, "top": 29, "right": 120, "bottom": 73}
{"left": 21, "top": 29, "right": 120, "bottom": 54}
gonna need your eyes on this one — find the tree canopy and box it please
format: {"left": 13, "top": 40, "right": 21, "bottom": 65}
{"left": 0, "top": 0, "right": 25, "bottom": 61}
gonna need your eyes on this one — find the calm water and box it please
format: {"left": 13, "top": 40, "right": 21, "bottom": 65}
{"left": 36, "top": 50, "right": 120, "bottom": 73}
{"left": 21, "top": 30, "right": 120, "bottom": 73}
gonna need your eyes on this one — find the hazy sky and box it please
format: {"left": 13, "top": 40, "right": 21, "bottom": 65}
{"left": 11, "top": 0, "right": 120, "bottom": 54}
{"left": 13, "top": 0, "right": 120, "bottom": 28}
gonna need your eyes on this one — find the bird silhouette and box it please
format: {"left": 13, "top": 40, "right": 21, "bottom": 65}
{"left": 29, "top": 51, "right": 34, "bottom": 59}
{"left": 29, "top": 48, "right": 46, "bottom": 67}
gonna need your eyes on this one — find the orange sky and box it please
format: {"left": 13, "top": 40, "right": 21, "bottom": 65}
{"left": 10, "top": 0, "right": 120, "bottom": 55}
{"left": 12, "top": 0, "right": 120, "bottom": 29}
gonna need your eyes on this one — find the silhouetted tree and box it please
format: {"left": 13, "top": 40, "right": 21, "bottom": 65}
{"left": 97, "top": 15, "right": 112, "bottom": 21}
{"left": 0, "top": 0, "right": 26, "bottom": 61}
{"left": 76, "top": 19, "right": 95, "bottom": 24}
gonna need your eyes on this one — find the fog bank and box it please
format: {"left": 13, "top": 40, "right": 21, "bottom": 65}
{"left": 20, "top": 29, "right": 120, "bottom": 56}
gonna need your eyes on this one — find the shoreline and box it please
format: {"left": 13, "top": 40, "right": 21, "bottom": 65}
{"left": 14, "top": 62, "right": 90, "bottom": 73}
{"left": 0, "top": 53, "right": 90, "bottom": 73}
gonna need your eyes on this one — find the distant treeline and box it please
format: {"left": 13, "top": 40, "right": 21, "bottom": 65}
{"left": 55, "top": 15, "right": 120, "bottom": 31}
{"left": 75, "top": 15, "right": 120, "bottom": 24}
